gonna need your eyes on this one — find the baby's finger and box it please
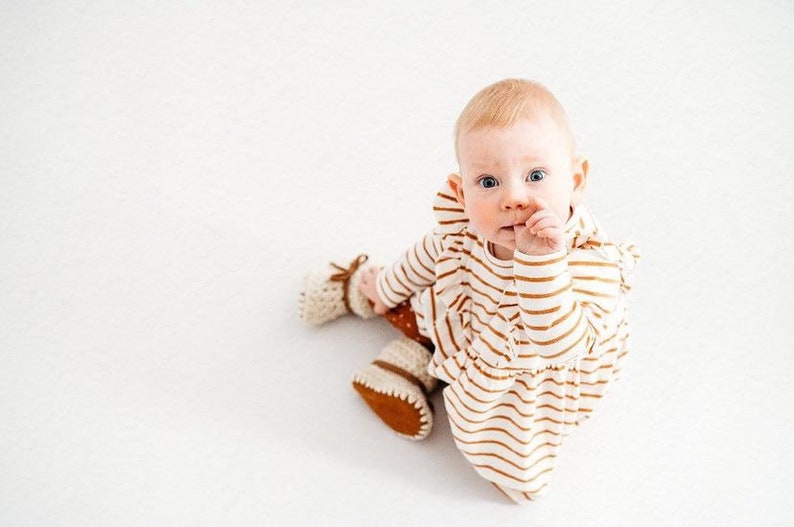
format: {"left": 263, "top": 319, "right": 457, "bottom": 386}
{"left": 525, "top": 208, "right": 556, "bottom": 230}
{"left": 528, "top": 214, "right": 558, "bottom": 234}
{"left": 535, "top": 226, "right": 561, "bottom": 239}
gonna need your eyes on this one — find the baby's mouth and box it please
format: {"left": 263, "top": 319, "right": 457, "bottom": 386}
{"left": 500, "top": 223, "right": 525, "bottom": 233}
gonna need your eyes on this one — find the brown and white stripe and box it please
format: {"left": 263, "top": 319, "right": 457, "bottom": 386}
{"left": 375, "top": 183, "right": 640, "bottom": 502}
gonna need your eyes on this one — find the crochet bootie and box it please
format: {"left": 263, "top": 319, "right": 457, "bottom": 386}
{"left": 352, "top": 337, "right": 437, "bottom": 440}
{"left": 300, "top": 254, "right": 377, "bottom": 326}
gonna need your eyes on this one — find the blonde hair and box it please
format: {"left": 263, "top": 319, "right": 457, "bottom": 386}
{"left": 454, "top": 78, "right": 576, "bottom": 161}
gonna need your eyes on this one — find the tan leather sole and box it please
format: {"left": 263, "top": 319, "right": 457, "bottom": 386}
{"left": 351, "top": 364, "right": 433, "bottom": 440}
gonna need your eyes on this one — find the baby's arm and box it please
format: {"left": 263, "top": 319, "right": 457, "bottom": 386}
{"left": 512, "top": 248, "right": 621, "bottom": 365}
{"left": 358, "top": 230, "right": 444, "bottom": 314}
{"left": 510, "top": 197, "right": 621, "bottom": 364}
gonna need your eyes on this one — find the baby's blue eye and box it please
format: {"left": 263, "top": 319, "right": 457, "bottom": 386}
{"left": 479, "top": 176, "right": 498, "bottom": 188}
{"left": 529, "top": 170, "right": 545, "bottom": 182}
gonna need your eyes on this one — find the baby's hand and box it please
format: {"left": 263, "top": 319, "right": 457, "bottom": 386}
{"left": 515, "top": 197, "right": 565, "bottom": 256}
{"left": 358, "top": 266, "right": 390, "bottom": 315}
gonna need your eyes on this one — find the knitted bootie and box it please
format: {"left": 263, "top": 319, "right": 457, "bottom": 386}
{"left": 352, "top": 337, "right": 437, "bottom": 440}
{"left": 300, "top": 254, "right": 377, "bottom": 326}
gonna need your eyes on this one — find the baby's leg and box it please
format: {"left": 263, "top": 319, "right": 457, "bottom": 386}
{"left": 351, "top": 300, "right": 438, "bottom": 440}
{"left": 379, "top": 300, "right": 434, "bottom": 350}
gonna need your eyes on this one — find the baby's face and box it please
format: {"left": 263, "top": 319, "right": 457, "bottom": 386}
{"left": 452, "top": 117, "right": 585, "bottom": 259}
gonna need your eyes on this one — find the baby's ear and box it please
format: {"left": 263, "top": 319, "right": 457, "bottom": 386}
{"left": 571, "top": 157, "right": 589, "bottom": 204}
{"left": 447, "top": 173, "right": 465, "bottom": 207}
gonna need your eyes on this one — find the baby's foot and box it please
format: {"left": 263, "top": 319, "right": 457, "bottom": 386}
{"left": 299, "top": 254, "right": 377, "bottom": 325}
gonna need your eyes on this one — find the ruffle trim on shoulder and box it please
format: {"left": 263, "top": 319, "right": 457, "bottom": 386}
{"left": 430, "top": 179, "right": 471, "bottom": 308}
{"left": 423, "top": 181, "right": 475, "bottom": 384}
{"left": 566, "top": 204, "right": 640, "bottom": 293}
{"left": 565, "top": 203, "right": 605, "bottom": 250}
{"left": 433, "top": 180, "right": 468, "bottom": 234}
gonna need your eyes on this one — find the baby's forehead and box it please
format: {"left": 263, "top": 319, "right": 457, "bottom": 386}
{"left": 458, "top": 118, "right": 573, "bottom": 160}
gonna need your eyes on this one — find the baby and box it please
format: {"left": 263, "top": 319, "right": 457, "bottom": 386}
{"left": 300, "top": 78, "right": 640, "bottom": 504}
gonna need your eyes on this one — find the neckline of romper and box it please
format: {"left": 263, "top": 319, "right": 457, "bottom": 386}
{"left": 483, "top": 241, "right": 513, "bottom": 269}
{"left": 428, "top": 181, "right": 606, "bottom": 380}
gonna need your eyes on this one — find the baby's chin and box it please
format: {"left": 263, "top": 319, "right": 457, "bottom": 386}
{"left": 486, "top": 237, "right": 515, "bottom": 260}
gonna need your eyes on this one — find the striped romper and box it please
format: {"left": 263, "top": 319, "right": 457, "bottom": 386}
{"left": 375, "top": 181, "right": 640, "bottom": 503}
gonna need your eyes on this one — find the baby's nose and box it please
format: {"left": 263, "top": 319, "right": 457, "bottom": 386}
{"left": 502, "top": 187, "right": 530, "bottom": 210}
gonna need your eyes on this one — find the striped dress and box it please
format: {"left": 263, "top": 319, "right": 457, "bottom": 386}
{"left": 376, "top": 181, "right": 640, "bottom": 502}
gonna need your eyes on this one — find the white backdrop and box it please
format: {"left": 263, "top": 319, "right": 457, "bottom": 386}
{"left": 2, "top": 1, "right": 793, "bottom": 525}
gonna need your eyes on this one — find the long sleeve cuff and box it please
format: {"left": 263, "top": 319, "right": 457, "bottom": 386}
{"left": 513, "top": 249, "right": 590, "bottom": 363}
{"left": 375, "top": 268, "right": 403, "bottom": 309}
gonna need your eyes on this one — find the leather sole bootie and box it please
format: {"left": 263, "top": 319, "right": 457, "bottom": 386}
{"left": 299, "top": 254, "right": 376, "bottom": 326}
{"left": 352, "top": 337, "right": 437, "bottom": 440}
